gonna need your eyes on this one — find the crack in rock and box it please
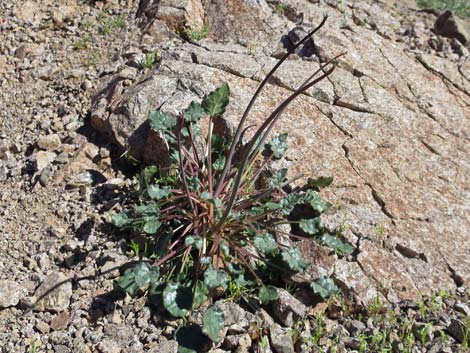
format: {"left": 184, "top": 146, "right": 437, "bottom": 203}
{"left": 415, "top": 54, "right": 470, "bottom": 100}
{"left": 341, "top": 143, "right": 395, "bottom": 223}
{"left": 395, "top": 243, "right": 428, "bottom": 262}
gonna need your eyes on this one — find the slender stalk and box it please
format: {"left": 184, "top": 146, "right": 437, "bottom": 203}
{"left": 206, "top": 118, "right": 215, "bottom": 220}
{"left": 248, "top": 52, "right": 346, "bottom": 164}
{"left": 216, "top": 63, "right": 338, "bottom": 230}
{"left": 177, "top": 115, "right": 197, "bottom": 217}
{"left": 214, "top": 16, "right": 329, "bottom": 197}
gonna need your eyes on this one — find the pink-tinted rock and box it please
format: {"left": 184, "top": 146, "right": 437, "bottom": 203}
{"left": 90, "top": 0, "right": 470, "bottom": 305}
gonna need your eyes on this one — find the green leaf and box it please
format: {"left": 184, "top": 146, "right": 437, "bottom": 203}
{"left": 254, "top": 233, "right": 278, "bottom": 255}
{"left": 117, "top": 262, "right": 159, "bottom": 296}
{"left": 186, "top": 175, "right": 201, "bottom": 192}
{"left": 267, "top": 133, "right": 288, "bottom": 159}
{"left": 304, "top": 190, "right": 331, "bottom": 214}
{"left": 310, "top": 277, "right": 340, "bottom": 299}
{"left": 306, "top": 176, "right": 334, "bottom": 189}
{"left": 281, "top": 247, "right": 307, "bottom": 272}
{"left": 148, "top": 184, "right": 171, "bottom": 200}
{"left": 204, "top": 267, "right": 229, "bottom": 290}
{"left": 201, "top": 191, "right": 222, "bottom": 208}
{"left": 202, "top": 306, "right": 225, "bottom": 342}
{"left": 134, "top": 202, "right": 159, "bottom": 216}
{"left": 143, "top": 216, "right": 160, "bottom": 234}
{"left": 185, "top": 101, "right": 205, "bottom": 122}
{"left": 140, "top": 166, "right": 158, "bottom": 189}
{"left": 201, "top": 83, "right": 230, "bottom": 117}
{"left": 259, "top": 285, "right": 279, "bottom": 304}
{"left": 192, "top": 281, "right": 208, "bottom": 309}
{"left": 213, "top": 155, "right": 226, "bottom": 171}
{"left": 270, "top": 168, "right": 288, "bottom": 189}
{"left": 185, "top": 236, "right": 203, "bottom": 250}
{"left": 279, "top": 193, "right": 303, "bottom": 215}
{"left": 299, "top": 218, "right": 322, "bottom": 235}
{"left": 320, "top": 234, "right": 354, "bottom": 255}
{"left": 163, "top": 283, "right": 193, "bottom": 317}
{"left": 148, "top": 110, "right": 176, "bottom": 131}
{"left": 111, "top": 212, "right": 130, "bottom": 228}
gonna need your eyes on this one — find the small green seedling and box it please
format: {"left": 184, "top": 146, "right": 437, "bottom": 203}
{"left": 139, "top": 52, "right": 159, "bottom": 70}
{"left": 184, "top": 23, "right": 209, "bottom": 41}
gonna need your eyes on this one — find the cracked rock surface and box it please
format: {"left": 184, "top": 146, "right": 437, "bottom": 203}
{"left": 92, "top": 0, "right": 470, "bottom": 304}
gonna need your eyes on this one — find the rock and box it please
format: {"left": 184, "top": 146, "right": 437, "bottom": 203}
{"left": 447, "top": 318, "right": 470, "bottom": 344}
{"left": 434, "top": 11, "right": 469, "bottom": 45}
{"left": 214, "top": 301, "right": 247, "bottom": 327}
{"left": 223, "top": 333, "right": 252, "bottom": 351}
{"left": 292, "top": 240, "right": 336, "bottom": 282}
{"left": 50, "top": 311, "right": 71, "bottom": 331}
{"left": 0, "top": 280, "right": 27, "bottom": 308}
{"left": 148, "top": 340, "right": 178, "bottom": 353}
{"left": 15, "top": 1, "right": 41, "bottom": 24}
{"left": 269, "top": 323, "right": 295, "bottom": 353}
{"left": 34, "top": 151, "right": 56, "bottom": 171}
{"left": 334, "top": 260, "right": 383, "bottom": 306}
{"left": 272, "top": 289, "right": 307, "bottom": 327}
{"left": 90, "top": 0, "right": 470, "bottom": 305}
{"left": 66, "top": 171, "right": 95, "bottom": 188}
{"left": 39, "top": 167, "right": 52, "bottom": 187}
{"left": 37, "top": 134, "right": 61, "bottom": 151}
{"left": 35, "top": 320, "right": 50, "bottom": 334}
{"left": 347, "top": 320, "right": 366, "bottom": 335}
{"left": 33, "top": 272, "right": 72, "bottom": 312}
{"left": 54, "top": 345, "right": 70, "bottom": 353}
{"left": 0, "top": 165, "right": 8, "bottom": 181}
{"left": 14, "top": 43, "right": 39, "bottom": 60}
{"left": 97, "top": 339, "right": 121, "bottom": 353}
{"left": 454, "top": 302, "right": 470, "bottom": 316}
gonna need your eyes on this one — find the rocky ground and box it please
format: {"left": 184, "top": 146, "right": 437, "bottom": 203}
{"left": 0, "top": 0, "right": 469, "bottom": 352}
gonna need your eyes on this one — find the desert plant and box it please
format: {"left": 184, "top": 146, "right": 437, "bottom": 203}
{"left": 139, "top": 52, "right": 159, "bottom": 70}
{"left": 184, "top": 23, "right": 209, "bottom": 41}
{"left": 100, "top": 14, "right": 125, "bottom": 35}
{"left": 110, "top": 16, "right": 350, "bottom": 348}
{"left": 416, "top": 0, "right": 470, "bottom": 18}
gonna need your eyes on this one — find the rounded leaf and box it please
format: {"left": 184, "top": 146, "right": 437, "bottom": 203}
{"left": 204, "top": 267, "right": 229, "bottom": 290}
{"left": 163, "top": 283, "right": 193, "bottom": 317}
{"left": 185, "top": 101, "right": 205, "bottom": 122}
{"left": 259, "top": 285, "right": 279, "bottom": 304}
{"left": 111, "top": 212, "right": 130, "bottom": 228}
{"left": 143, "top": 217, "right": 161, "bottom": 234}
{"left": 299, "top": 218, "right": 322, "bottom": 235}
{"left": 320, "top": 234, "right": 354, "bottom": 255}
{"left": 202, "top": 306, "right": 225, "bottom": 342}
{"left": 281, "top": 247, "right": 307, "bottom": 272}
{"left": 117, "top": 262, "right": 159, "bottom": 296}
{"left": 311, "top": 277, "right": 340, "bottom": 299}
{"left": 254, "top": 233, "right": 278, "bottom": 255}
{"left": 148, "top": 184, "right": 171, "bottom": 200}
{"left": 148, "top": 110, "right": 176, "bottom": 131}
{"left": 266, "top": 133, "right": 288, "bottom": 159}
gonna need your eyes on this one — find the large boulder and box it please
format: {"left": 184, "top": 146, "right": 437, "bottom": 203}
{"left": 90, "top": 0, "right": 470, "bottom": 305}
